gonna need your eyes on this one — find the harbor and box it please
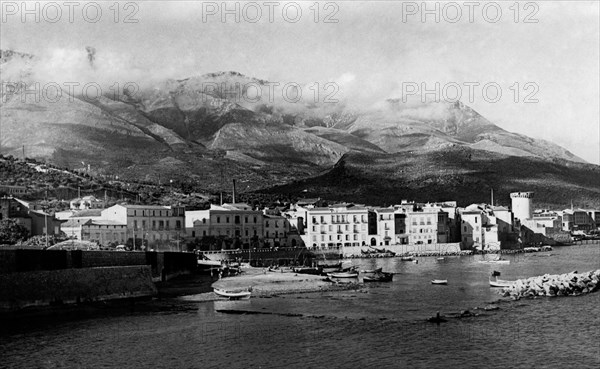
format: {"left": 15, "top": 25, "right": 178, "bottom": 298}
{"left": 2, "top": 243, "right": 598, "bottom": 368}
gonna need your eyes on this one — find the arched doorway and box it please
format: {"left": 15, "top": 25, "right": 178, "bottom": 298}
{"left": 370, "top": 238, "right": 376, "bottom": 246}
{"left": 291, "top": 239, "right": 297, "bottom": 247}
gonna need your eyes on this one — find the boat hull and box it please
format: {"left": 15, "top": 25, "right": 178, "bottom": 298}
{"left": 213, "top": 288, "right": 252, "bottom": 300}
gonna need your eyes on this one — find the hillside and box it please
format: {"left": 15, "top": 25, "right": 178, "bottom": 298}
{"left": 264, "top": 146, "right": 600, "bottom": 208}
{"left": 0, "top": 48, "right": 597, "bottom": 208}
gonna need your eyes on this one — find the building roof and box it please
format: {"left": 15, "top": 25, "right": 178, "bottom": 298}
{"left": 72, "top": 209, "right": 103, "bottom": 217}
{"left": 116, "top": 204, "right": 170, "bottom": 210}
{"left": 83, "top": 219, "right": 127, "bottom": 226}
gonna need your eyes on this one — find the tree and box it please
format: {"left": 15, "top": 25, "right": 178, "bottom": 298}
{"left": 0, "top": 219, "right": 29, "bottom": 245}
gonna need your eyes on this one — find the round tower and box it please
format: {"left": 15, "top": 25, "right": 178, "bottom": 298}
{"left": 510, "top": 192, "right": 534, "bottom": 221}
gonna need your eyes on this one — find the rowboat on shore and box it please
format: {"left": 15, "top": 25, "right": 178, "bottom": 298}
{"left": 213, "top": 287, "right": 252, "bottom": 300}
{"left": 328, "top": 271, "right": 359, "bottom": 278}
{"left": 431, "top": 279, "right": 448, "bottom": 285}
{"left": 363, "top": 272, "right": 393, "bottom": 282}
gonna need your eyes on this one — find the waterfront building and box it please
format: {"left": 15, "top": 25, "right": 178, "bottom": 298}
{"left": 188, "top": 203, "right": 265, "bottom": 249}
{"left": 263, "top": 213, "right": 290, "bottom": 247}
{"left": 368, "top": 207, "right": 396, "bottom": 246}
{"left": 303, "top": 203, "right": 369, "bottom": 250}
{"left": 560, "top": 209, "right": 595, "bottom": 232}
{"left": 101, "top": 204, "right": 185, "bottom": 250}
{"left": 407, "top": 205, "right": 450, "bottom": 245}
{"left": 459, "top": 204, "right": 516, "bottom": 250}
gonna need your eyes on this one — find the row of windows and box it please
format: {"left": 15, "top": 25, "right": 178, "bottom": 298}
{"left": 312, "top": 234, "right": 365, "bottom": 241}
{"left": 311, "top": 215, "right": 367, "bottom": 223}
{"left": 132, "top": 210, "right": 172, "bottom": 217}
{"left": 133, "top": 220, "right": 182, "bottom": 230}
{"left": 209, "top": 216, "right": 284, "bottom": 228}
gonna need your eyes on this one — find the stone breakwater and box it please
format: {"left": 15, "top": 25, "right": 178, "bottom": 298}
{"left": 500, "top": 269, "right": 600, "bottom": 300}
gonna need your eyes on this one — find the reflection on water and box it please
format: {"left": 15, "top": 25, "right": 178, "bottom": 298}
{"left": 1, "top": 244, "right": 599, "bottom": 368}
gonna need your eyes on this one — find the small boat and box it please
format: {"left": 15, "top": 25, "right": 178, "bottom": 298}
{"left": 400, "top": 257, "right": 413, "bottom": 261}
{"left": 431, "top": 279, "right": 448, "bottom": 285}
{"left": 478, "top": 258, "right": 510, "bottom": 264}
{"left": 437, "top": 257, "right": 445, "bottom": 261}
{"left": 328, "top": 271, "right": 359, "bottom": 278}
{"left": 363, "top": 272, "right": 393, "bottom": 282}
{"left": 489, "top": 278, "right": 515, "bottom": 288}
{"left": 292, "top": 267, "right": 321, "bottom": 275}
{"left": 412, "top": 259, "right": 419, "bottom": 264}
{"left": 213, "top": 287, "right": 252, "bottom": 300}
{"left": 360, "top": 267, "right": 383, "bottom": 273}
{"left": 489, "top": 271, "right": 515, "bottom": 287}
{"left": 541, "top": 245, "right": 553, "bottom": 251}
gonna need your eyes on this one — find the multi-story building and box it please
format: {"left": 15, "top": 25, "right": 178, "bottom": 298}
{"left": 188, "top": 203, "right": 264, "bottom": 248}
{"left": 263, "top": 214, "right": 289, "bottom": 247}
{"left": 368, "top": 208, "right": 396, "bottom": 246}
{"left": 60, "top": 209, "right": 103, "bottom": 240}
{"left": 561, "top": 209, "right": 595, "bottom": 232}
{"left": 101, "top": 204, "right": 185, "bottom": 250}
{"left": 303, "top": 203, "right": 369, "bottom": 250}
{"left": 407, "top": 206, "right": 450, "bottom": 245}
{"left": 460, "top": 204, "right": 517, "bottom": 250}
{"left": 81, "top": 220, "right": 128, "bottom": 245}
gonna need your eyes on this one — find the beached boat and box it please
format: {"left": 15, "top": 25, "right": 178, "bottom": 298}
{"left": 431, "top": 279, "right": 448, "bottom": 285}
{"left": 328, "top": 271, "right": 359, "bottom": 278}
{"left": 541, "top": 245, "right": 553, "bottom": 251}
{"left": 363, "top": 272, "right": 393, "bottom": 282}
{"left": 213, "top": 287, "right": 252, "bottom": 300}
{"left": 292, "top": 267, "right": 321, "bottom": 275}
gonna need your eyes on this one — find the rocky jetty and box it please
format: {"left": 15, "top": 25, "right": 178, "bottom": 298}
{"left": 500, "top": 270, "right": 600, "bottom": 300}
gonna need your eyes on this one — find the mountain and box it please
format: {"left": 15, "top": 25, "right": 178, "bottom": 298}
{"left": 0, "top": 49, "right": 597, "bottom": 207}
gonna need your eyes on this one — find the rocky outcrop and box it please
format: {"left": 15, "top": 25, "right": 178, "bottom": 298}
{"left": 500, "top": 270, "right": 600, "bottom": 300}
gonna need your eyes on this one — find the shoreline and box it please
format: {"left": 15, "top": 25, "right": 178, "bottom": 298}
{"left": 211, "top": 267, "right": 360, "bottom": 297}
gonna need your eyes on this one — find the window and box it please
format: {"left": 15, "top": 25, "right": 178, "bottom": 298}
{"left": 202, "top": 218, "right": 206, "bottom": 224}
{"left": 254, "top": 217, "right": 257, "bottom": 223}
{"left": 203, "top": 230, "right": 206, "bottom": 236}
{"left": 176, "top": 220, "right": 181, "bottom": 229}
{"left": 217, "top": 217, "right": 220, "bottom": 223}
{"left": 235, "top": 216, "right": 240, "bottom": 224}
{"left": 475, "top": 217, "right": 478, "bottom": 224}
{"left": 245, "top": 216, "right": 248, "bottom": 223}
{"left": 226, "top": 217, "right": 230, "bottom": 223}
{"left": 192, "top": 231, "right": 196, "bottom": 237}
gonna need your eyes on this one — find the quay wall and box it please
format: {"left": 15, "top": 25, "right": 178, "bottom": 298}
{"left": 0, "top": 266, "right": 157, "bottom": 313}
{"left": 0, "top": 249, "right": 196, "bottom": 281}
{"left": 340, "top": 243, "right": 463, "bottom": 257}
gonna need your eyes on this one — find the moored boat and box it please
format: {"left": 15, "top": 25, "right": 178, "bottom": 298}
{"left": 363, "top": 272, "right": 393, "bottom": 282}
{"left": 360, "top": 267, "right": 383, "bottom": 273}
{"left": 431, "top": 279, "right": 448, "bottom": 285}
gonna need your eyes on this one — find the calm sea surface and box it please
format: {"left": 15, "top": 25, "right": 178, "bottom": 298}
{"left": 1, "top": 244, "right": 599, "bottom": 368}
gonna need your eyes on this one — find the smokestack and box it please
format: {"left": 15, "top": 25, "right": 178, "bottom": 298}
{"left": 491, "top": 188, "right": 494, "bottom": 207}
{"left": 232, "top": 179, "right": 237, "bottom": 204}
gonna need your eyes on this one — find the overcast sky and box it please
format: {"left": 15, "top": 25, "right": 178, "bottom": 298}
{"left": 1, "top": 1, "right": 599, "bottom": 164}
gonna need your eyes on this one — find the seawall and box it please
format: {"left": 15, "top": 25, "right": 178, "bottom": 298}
{"left": 0, "top": 265, "right": 157, "bottom": 313}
